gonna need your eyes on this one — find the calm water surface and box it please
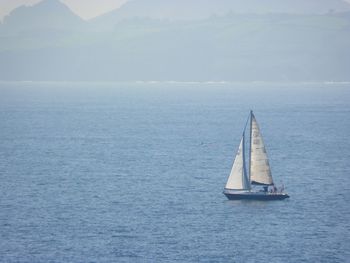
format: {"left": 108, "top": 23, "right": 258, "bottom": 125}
{"left": 0, "top": 82, "right": 349, "bottom": 262}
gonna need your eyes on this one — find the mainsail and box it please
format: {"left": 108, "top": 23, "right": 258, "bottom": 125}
{"left": 249, "top": 113, "right": 274, "bottom": 185}
{"left": 225, "top": 135, "right": 250, "bottom": 190}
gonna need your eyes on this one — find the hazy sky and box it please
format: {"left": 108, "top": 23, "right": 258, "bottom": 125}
{"left": 0, "top": 0, "right": 129, "bottom": 20}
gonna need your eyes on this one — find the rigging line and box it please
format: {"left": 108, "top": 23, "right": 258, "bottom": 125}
{"left": 242, "top": 110, "right": 251, "bottom": 136}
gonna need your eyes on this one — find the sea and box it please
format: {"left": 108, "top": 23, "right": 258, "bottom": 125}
{"left": 0, "top": 81, "right": 349, "bottom": 263}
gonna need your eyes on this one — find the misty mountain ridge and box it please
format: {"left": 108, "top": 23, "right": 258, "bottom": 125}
{"left": 0, "top": 0, "right": 349, "bottom": 82}
{"left": 0, "top": 0, "right": 85, "bottom": 35}
{"left": 1, "top": 0, "right": 350, "bottom": 32}
{"left": 2, "top": 0, "right": 350, "bottom": 28}
{"left": 95, "top": 0, "right": 350, "bottom": 25}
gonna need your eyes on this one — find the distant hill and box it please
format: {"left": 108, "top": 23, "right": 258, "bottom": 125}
{"left": 93, "top": 0, "right": 350, "bottom": 29}
{"left": 0, "top": 0, "right": 349, "bottom": 82}
{"left": 0, "top": 0, "right": 85, "bottom": 35}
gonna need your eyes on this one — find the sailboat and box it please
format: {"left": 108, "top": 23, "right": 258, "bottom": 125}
{"left": 223, "top": 111, "right": 289, "bottom": 200}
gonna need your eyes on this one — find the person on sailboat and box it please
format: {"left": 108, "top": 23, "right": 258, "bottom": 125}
{"left": 273, "top": 184, "right": 277, "bottom": 193}
{"left": 280, "top": 183, "right": 285, "bottom": 193}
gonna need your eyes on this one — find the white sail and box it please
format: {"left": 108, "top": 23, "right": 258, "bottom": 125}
{"left": 225, "top": 136, "right": 250, "bottom": 190}
{"left": 250, "top": 113, "right": 274, "bottom": 185}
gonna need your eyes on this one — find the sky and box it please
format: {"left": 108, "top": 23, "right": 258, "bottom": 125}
{"left": 0, "top": 0, "right": 129, "bottom": 20}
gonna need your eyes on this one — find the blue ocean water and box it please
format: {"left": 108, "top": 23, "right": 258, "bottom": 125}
{"left": 0, "top": 82, "right": 349, "bottom": 262}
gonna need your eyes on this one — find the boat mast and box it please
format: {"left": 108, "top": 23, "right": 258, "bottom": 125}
{"left": 248, "top": 110, "right": 253, "bottom": 190}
